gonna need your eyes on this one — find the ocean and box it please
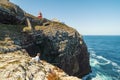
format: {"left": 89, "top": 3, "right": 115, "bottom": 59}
{"left": 82, "top": 36, "right": 120, "bottom": 80}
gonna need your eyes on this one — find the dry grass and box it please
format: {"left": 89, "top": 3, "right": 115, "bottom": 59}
{"left": 34, "top": 22, "right": 76, "bottom": 35}
{"left": 47, "top": 71, "right": 60, "bottom": 80}
{"left": 34, "top": 25, "right": 44, "bottom": 31}
{"left": 0, "top": 3, "right": 13, "bottom": 9}
{"left": 25, "top": 13, "right": 38, "bottom": 19}
{"left": 53, "top": 66, "right": 64, "bottom": 73}
{"left": 0, "top": 3, "right": 16, "bottom": 13}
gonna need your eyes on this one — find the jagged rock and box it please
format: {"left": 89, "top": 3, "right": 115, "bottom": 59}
{"left": 0, "top": 21, "right": 91, "bottom": 78}
{"left": 26, "top": 22, "right": 91, "bottom": 78}
{"left": 0, "top": 1, "right": 49, "bottom": 25}
{"left": 0, "top": 1, "right": 25, "bottom": 24}
{"left": 0, "top": 51, "right": 81, "bottom": 80}
{"left": 0, "top": 0, "right": 91, "bottom": 78}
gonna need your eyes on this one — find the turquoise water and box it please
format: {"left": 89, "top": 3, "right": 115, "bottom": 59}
{"left": 83, "top": 36, "right": 120, "bottom": 80}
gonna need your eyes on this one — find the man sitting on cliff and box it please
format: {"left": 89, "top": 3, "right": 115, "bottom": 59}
{"left": 32, "top": 53, "right": 41, "bottom": 62}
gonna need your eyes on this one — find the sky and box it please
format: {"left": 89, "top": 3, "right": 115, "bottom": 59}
{"left": 10, "top": 0, "right": 120, "bottom": 35}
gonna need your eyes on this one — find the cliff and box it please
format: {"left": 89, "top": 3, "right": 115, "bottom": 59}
{"left": 0, "top": 0, "right": 91, "bottom": 79}
{"left": 0, "top": 0, "right": 48, "bottom": 25}
{"left": 0, "top": 51, "right": 80, "bottom": 80}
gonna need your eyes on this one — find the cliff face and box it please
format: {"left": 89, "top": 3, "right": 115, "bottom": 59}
{"left": 0, "top": 1, "right": 48, "bottom": 25}
{"left": 0, "top": 1, "right": 91, "bottom": 79}
{"left": 0, "top": 51, "right": 81, "bottom": 80}
{"left": 0, "top": 1, "right": 25, "bottom": 24}
{"left": 28, "top": 22, "right": 91, "bottom": 77}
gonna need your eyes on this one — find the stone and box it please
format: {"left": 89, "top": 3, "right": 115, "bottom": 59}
{"left": 0, "top": 1, "right": 48, "bottom": 25}
{"left": 0, "top": 0, "right": 91, "bottom": 78}
{"left": 23, "top": 22, "right": 91, "bottom": 78}
{"left": 0, "top": 52, "right": 81, "bottom": 80}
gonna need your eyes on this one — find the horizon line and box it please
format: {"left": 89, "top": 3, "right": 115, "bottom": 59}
{"left": 83, "top": 34, "right": 120, "bottom": 36}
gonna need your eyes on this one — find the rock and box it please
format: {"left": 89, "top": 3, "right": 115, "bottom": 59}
{"left": 0, "top": 1, "right": 49, "bottom": 25}
{"left": 0, "top": 0, "right": 91, "bottom": 78}
{"left": 0, "top": 23, "right": 91, "bottom": 78}
{"left": 0, "top": 1, "right": 25, "bottom": 24}
{"left": 0, "top": 52, "right": 81, "bottom": 80}
{"left": 0, "top": 22, "right": 91, "bottom": 78}
{"left": 24, "top": 22, "right": 91, "bottom": 78}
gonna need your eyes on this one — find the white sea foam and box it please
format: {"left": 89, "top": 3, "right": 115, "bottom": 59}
{"left": 83, "top": 72, "right": 113, "bottom": 80}
{"left": 117, "top": 70, "right": 120, "bottom": 73}
{"left": 90, "top": 58, "right": 100, "bottom": 68}
{"left": 86, "top": 48, "right": 120, "bottom": 80}
{"left": 90, "top": 49, "right": 120, "bottom": 69}
{"left": 95, "top": 55, "right": 111, "bottom": 65}
{"left": 96, "top": 55, "right": 120, "bottom": 71}
{"left": 91, "top": 73, "right": 112, "bottom": 80}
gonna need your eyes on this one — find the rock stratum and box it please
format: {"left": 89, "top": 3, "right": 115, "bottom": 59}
{"left": 0, "top": 0, "right": 91, "bottom": 79}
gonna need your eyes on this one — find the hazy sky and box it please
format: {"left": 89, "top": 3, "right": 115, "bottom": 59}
{"left": 10, "top": 0, "right": 120, "bottom": 35}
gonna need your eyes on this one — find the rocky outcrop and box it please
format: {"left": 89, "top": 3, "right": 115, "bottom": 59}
{"left": 0, "top": 51, "right": 81, "bottom": 80}
{"left": 26, "top": 22, "right": 91, "bottom": 78}
{"left": 0, "top": 0, "right": 91, "bottom": 78}
{"left": 0, "top": 1, "right": 25, "bottom": 24}
{"left": 0, "top": 1, "right": 49, "bottom": 25}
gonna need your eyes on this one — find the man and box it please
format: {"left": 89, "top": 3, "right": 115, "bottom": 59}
{"left": 32, "top": 53, "right": 41, "bottom": 62}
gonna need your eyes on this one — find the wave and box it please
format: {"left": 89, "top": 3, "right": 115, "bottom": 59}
{"left": 83, "top": 72, "right": 113, "bottom": 80}
{"left": 89, "top": 48, "right": 120, "bottom": 68}
{"left": 83, "top": 48, "right": 120, "bottom": 80}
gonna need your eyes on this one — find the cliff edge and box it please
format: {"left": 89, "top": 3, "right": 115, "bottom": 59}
{"left": 0, "top": 0, "right": 91, "bottom": 79}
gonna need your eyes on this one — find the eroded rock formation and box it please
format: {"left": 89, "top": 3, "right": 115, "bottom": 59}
{"left": 26, "top": 22, "right": 91, "bottom": 78}
{"left": 0, "top": 0, "right": 91, "bottom": 79}
{"left": 0, "top": 1, "right": 49, "bottom": 25}
{"left": 0, "top": 51, "right": 81, "bottom": 80}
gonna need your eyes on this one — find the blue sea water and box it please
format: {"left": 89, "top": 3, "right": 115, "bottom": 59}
{"left": 83, "top": 36, "right": 120, "bottom": 80}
